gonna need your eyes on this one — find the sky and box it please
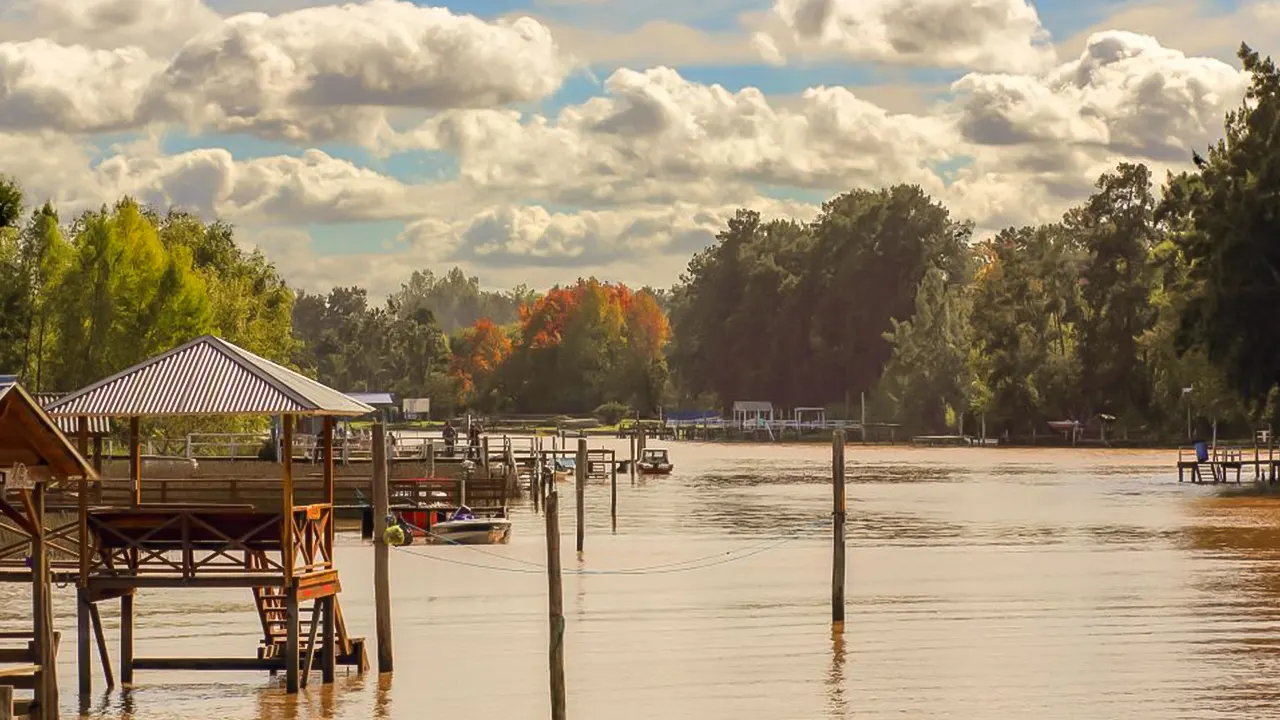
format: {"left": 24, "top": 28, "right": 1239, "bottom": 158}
{"left": 0, "top": 0, "right": 1275, "bottom": 296}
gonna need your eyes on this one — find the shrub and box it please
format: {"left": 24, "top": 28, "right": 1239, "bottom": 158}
{"left": 593, "top": 401, "right": 631, "bottom": 426}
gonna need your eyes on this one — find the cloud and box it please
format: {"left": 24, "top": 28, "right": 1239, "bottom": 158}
{"left": 952, "top": 31, "right": 1246, "bottom": 162}
{"left": 402, "top": 66, "right": 953, "bottom": 208}
{"left": 89, "top": 146, "right": 472, "bottom": 223}
{"left": 763, "top": 0, "right": 1056, "bottom": 72}
{"left": 430, "top": 199, "right": 817, "bottom": 268}
{"left": 140, "top": 0, "right": 572, "bottom": 145}
{"left": 0, "top": 40, "right": 162, "bottom": 133}
{"left": 0, "top": 0, "right": 220, "bottom": 55}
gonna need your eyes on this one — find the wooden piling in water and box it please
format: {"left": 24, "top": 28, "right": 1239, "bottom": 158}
{"left": 372, "top": 423, "right": 394, "bottom": 673}
{"left": 77, "top": 589, "right": 91, "bottom": 701}
{"left": 120, "top": 594, "right": 134, "bottom": 685}
{"left": 611, "top": 449, "right": 618, "bottom": 532}
{"left": 832, "top": 431, "right": 847, "bottom": 630}
{"left": 575, "top": 439, "right": 586, "bottom": 553}
{"left": 544, "top": 491, "right": 566, "bottom": 720}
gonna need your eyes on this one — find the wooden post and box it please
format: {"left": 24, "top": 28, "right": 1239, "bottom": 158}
{"left": 89, "top": 605, "right": 113, "bottom": 688}
{"left": 482, "top": 436, "right": 490, "bottom": 476}
{"left": 545, "top": 491, "right": 566, "bottom": 720}
{"left": 120, "top": 594, "right": 133, "bottom": 685}
{"left": 832, "top": 431, "right": 847, "bottom": 630}
{"left": 282, "top": 416, "right": 295, "bottom": 579}
{"left": 322, "top": 595, "right": 336, "bottom": 685}
{"left": 30, "top": 484, "right": 57, "bottom": 720}
{"left": 321, "top": 417, "right": 336, "bottom": 685}
{"left": 0, "top": 685, "right": 11, "bottom": 720}
{"left": 372, "top": 423, "right": 394, "bottom": 673}
{"left": 77, "top": 422, "right": 91, "bottom": 705}
{"left": 629, "top": 431, "right": 636, "bottom": 484}
{"left": 575, "top": 439, "right": 586, "bottom": 553}
{"left": 92, "top": 435, "right": 103, "bottom": 503}
{"left": 285, "top": 585, "right": 300, "bottom": 693}
{"left": 860, "top": 393, "right": 866, "bottom": 443}
{"left": 427, "top": 441, "right": 435, "bottom": 477}
{"left": 78, "top": 588, "right": 91, "bottom": 702}
{"left": 129, "top": 417, "right": 141, "bottom": 507}
{"left": 610, "top": 450, "right": 618, "bottom": 532}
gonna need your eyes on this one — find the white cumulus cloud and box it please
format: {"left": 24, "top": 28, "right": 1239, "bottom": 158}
{"left": 402, "top": 66, "right": 954, "bottom": 208}
{"left": 764, "top": 0, "right": 1056, "bottom": 72}
{"left": 0, "top": 40, "right": 162, "bottom": 133}
{"left": 952, "top": 30, "right": 1246, "bottom": 161}
{"left": 140, "top": 0, "right": 573, "bottom": 145}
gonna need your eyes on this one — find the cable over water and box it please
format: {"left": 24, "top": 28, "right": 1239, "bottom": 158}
{"left": 391, "top": 515, "right": 833, "bottom": 576}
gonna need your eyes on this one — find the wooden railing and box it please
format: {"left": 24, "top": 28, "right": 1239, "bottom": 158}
{"left": 290, "top": 504, "right": 333, "bottom": 577}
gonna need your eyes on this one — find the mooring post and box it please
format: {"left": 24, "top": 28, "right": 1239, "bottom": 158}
{"left": 610, "top": 450, "right": 618, "bottom": 532}
{"left": 77, "top": 588, "right": 91, "bottom": 702}
{"left": 427, "top": 441, "right": 436, "bottom": 477}
{"left": 629, "top": 430, "right": 636, "bottom": 485}
{"left": 373, "top": 423, "right": 394, "bottom": 673}
{"left": 832, "top": 431, "right": 847, "bottom": 630}
{"left": 545, "top": 491, "right": 566, "bottom": 720}
{"left": 285, "top": 584, "right": 300, "bottom": 693}
{"left": 120, "top": 593, "right": 134, "bottom": 685}
{"left": 575, "top": 438, "right": 587, "bottom": 553}
{"left": 0, "top": 685, "right": 11, "bottom": 720}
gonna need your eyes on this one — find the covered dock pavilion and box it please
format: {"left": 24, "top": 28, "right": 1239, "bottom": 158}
{"left": 43, "top": 334, "right": 373, "bottom": 699}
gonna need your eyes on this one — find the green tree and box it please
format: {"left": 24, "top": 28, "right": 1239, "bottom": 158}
{"left": 877, "top": 265, "right": 975, "bottom": 433}
{"left": 48, "top": 199, "right": 211, "bottom": 389}
{"left": 1168, "top": 44, "right": 1280, "bottom": 412}
{"left": 1069, "top": 163, "right": 1158, "bottom": 421}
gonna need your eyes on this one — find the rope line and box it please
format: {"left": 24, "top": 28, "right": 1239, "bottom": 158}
{"left": 391, "top": 515, "right": 832, "bottom": 576}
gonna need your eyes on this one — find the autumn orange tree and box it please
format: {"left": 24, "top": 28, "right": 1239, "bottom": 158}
{"left": 450, "top": 317, "right": 513, "bottom": 410}
{"left": 498, "top": 278, "right": 669, "bottom": 413}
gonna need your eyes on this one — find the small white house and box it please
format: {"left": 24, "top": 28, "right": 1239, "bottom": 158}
{"left": 733, "top": 400, "right": 774, "bottom": 428}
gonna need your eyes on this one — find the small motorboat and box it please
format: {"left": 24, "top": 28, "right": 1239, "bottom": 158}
{"left": 430, "top": 505, "right": 512, "bottom": 545}
{"left": 636, "top": 448, "right": 673, "bottom": 475}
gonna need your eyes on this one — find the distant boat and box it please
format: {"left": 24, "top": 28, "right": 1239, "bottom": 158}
{"left": 636, "top": 448, "right": 673, "bottom": 475}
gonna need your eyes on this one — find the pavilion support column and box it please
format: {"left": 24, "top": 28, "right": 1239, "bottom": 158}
{"left": 92, "top": 435, "right": 103, "bottom": 503}
{"left": 321, "top": 417, "right": 336, "bottom": 685}
{"left": 77, "top": 417, "right": 92, "bottom": 708}
{"left": 282, "top": 414, "right": 300, "bottom": 694}
{"left": 129, "top": 417, "right": 141, "bottom": 508}
{"left": 29, "top": 484, "right": 57, "bottom": 720}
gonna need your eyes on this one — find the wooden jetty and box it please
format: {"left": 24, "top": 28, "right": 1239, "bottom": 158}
{"left": 0, "top": 382, "right": 99, "bottom": 720}
{"left": 1177, "top": 442, "right": 1280, "bottom": 484}
{"left": 34, "top": 334, "right": 378, "bottom": 705}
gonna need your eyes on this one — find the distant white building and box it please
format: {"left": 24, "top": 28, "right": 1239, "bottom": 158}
{"left": 732, "top": 400, "right": 774, "bottom": 428}
{"left": 402, "top": 397, "right": 431, "bottom": 419}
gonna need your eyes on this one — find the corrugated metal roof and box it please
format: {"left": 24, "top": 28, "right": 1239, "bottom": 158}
{"left": 346, "top": 392, "right": 395, "bottom": 406}
{"left": 732, "top": 401, "right": 774, "bottom": 412}
{"left": 43, "top": 335, "right": 374, "bottom": 418}
{"left": 34, "top": 393, "right": 111, "bottom": 435}
{"left": 0, "top": 383, "right": 97, "bottom": 481}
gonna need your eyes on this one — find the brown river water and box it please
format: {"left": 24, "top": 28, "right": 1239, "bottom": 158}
{"left": 5, "top": 442, "right": 1280, "bottom": 719}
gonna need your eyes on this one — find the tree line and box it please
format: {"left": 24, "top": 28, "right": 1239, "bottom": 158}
{"left": 668, "top": 45, "right": 1280, "bottom": 440}
{"left": 1, "top": 44, "right": 1274, "bottom": 440}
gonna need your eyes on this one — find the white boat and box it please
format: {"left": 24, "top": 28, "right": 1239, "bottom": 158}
{"left": 429, "top": 506, "right": 512, "bottom": 545}
{"left": 637, "top": 448, "right": 673, "bottom": 475}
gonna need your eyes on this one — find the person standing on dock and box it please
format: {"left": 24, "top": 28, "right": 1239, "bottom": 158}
{"left": 443, "top": 421, "right": 457, "bottom": 457}
{"left": 467, "top": 420, "right": 483, "bottom": 460}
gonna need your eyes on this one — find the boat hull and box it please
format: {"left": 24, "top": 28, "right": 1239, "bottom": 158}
{"left": 428, "top": 519, "right": 512, "bottom": 545}
{"left": 637, "top": 464, "right": 673, "bottom": 475}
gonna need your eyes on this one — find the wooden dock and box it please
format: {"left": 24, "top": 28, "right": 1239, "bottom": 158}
{"left": 1177, "top": 444, "right": 1280, "bottom": 484}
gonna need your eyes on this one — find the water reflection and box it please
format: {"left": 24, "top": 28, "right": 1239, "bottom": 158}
{"left": 826, "top": 627, "right": 846, "bottom": 719}
{"left": 40, "top": 446, "right": 1280, "bottom": 719}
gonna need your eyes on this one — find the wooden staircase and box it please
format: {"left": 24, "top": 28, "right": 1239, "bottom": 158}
{"left": 252, "top": 583, "right": 368, "bottom": 672}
